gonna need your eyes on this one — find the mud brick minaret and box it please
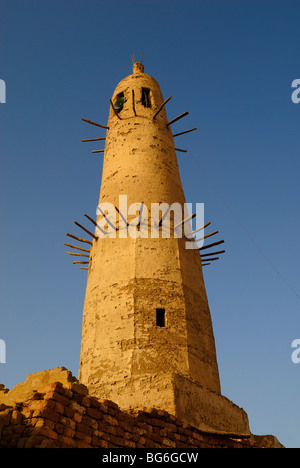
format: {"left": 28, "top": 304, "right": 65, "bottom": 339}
{"left": 68, "top": 61, "right": 250, "bottom": 435}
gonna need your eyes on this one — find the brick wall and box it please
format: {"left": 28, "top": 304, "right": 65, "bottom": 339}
{"left": 0, "top": 380, "right": 261, "bottom": 449}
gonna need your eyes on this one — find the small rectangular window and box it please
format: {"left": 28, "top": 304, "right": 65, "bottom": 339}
{"left": 156, "top": 308, "right": 165, "bottom": 327}
{"left": 142, "top": 88, "right": 151, "bottom": 108}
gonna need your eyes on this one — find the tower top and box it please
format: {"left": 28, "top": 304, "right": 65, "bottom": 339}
{"left": 133, "top": 62, "right": 144, "bottom": 74}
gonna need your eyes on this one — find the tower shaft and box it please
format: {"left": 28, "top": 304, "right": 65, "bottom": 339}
{"left": 78, "top": 63, "right": 250, "bottom": 435}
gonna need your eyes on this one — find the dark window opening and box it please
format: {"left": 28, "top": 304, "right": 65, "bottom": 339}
{"left": 141, "top": 88, "right": 151, "bottom": 108}
{"left": 156, "top": 308, "right": 166, "bottom": 327}
{"left": 114, "top": 92, "right": 126, "bottom": 113}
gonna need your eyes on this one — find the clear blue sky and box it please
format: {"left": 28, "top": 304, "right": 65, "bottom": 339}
{"left": 1, "top": 0, "right": 299, "bottom": 448}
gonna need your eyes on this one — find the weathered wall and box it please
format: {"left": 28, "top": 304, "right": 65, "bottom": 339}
{"left": 0, "top": 368, "right": 283, "bottom": 449}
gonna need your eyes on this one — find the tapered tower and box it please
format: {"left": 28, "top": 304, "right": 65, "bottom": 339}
{"left": 66, "top": 61, "right": 250, "bottom": 435}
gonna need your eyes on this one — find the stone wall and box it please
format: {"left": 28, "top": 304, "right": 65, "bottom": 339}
{"left": 0, "top": 368, "right": 283, "bottom": 449}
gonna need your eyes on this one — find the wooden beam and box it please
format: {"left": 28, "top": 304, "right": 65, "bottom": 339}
{"left": 202, "top": 263, "right": 211, "bottom": 266}
{"left": 73, "top": 261, "right": 90, "bottom": 264}
{"left": 201, "top": 250, "right": 225, "bottom": 258}
{"left": 81, "top": 138, "right": 106, "bottom": 142}
{"left": 201, "top": 257, "right": 219, "bottom": 262}
{"left": 82, "top": 118, "right": 109, "bottom": 130}
{"left": 79, "top": 267, "right": 89, "bottom": 270}
{"left": 66, "top": 252, "right": 90, "bottom": 257}
{"left": 64, "top": 243, "right": 90, "bottom": 253}
{"left": 173, "top": 128, "right": 197, "bottom": 138}
{"left": 174, "top": 213, "right": 196, "bottom": 230}
{"left": 91, "top": 150, "right": 104, "bottom": 153}
{"left": 153, "top": 96, "right": 172, "bottom": 120}
{"left": 195, "top": 230, "right": 219, "bottom": 242}
{"left": 132, "top": 89, "right": 137, "bottom": 116}
{"left": 109, "top": 99, "right": 122, "bottom": 120}
{"left": 199, "top": 240, "right": 225, "bottom": 251}
{"left": 84, "top": 214, "right": 107, "bottom": 236}
{"left": 74, "top": 221, "right": 98, "bottom": 240}
{"left": 166, "top": 111, "right": 189, "bottom": 127}
{"left": 190, "top": 222, "right": 211, "bottom": 235}
{"left": 66, "top": 233, "right": 92, "bottom": 246}
{"left": 175, "top": 148, "right": 187, "bottom": 153}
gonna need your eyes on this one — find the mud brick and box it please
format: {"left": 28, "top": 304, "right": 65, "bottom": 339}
{"left": 74, "top": 431, "right": 92, "bottom": 444}
{"left": 86, "top": 407, "right": 102, "bottom": 420}
{"left": 33, "top": 407, "right": 60, "bottom": 423}
{"left": 55, "top": 423, "right": 65, "bottom": 435}
{"left": 13, "top": 424, "right": 25, "bottom": 435}
{"left": 0, "top": 409, "right": 11, "bottom": 425}
{"left": 11, "top": 410, "right": 23, "bottom": 425}
{"left": 104, "top": 414, "right": 118, "bottom": 426}
{"left": 109, "top": 434, "right": 124, "bottom": 447}
{"left": 39, "top": 438, "right": 60, "bottom": 448}
{"left": 34, "top": 418, "right": 55, "bottom": 430}
{"left": 70, "top": 382, "right": 88, "bottom": 396}
{"left": 46, "top": 389, "right": 70, "bottom": 407}
{"left": 64, "top": 426, "right": 75, "bottom": 439}
{"left": 82, "top": 415, "right": 98, "bottom": 430}
{"left": 32, "top": 426, "right": 58, "bottom": 440}
{"left": 24, "top": 436, "right": 45, "bottom": 448}
{"left": 70, "top": 401, "right": 86, "bottom": 414}
{"left": 60, "top": 416, "right": 76, "bottom": 430}
{"left": 101, "top": 424, "right": 117, "bottom": 436}
{"left": 58, "top": 435, "right": 78, "bottom": 448}
{"left": 76, "top": 422, "right": 93, "bottom": 436}
{"left": 16, "top": 438, "right": 27, "bottom": 448}
{"left": 63, "top": 406, "right": 75, "bottom": 418}
{"left": 73, "top": 411, "right": 83, "bottom": 423}
{"left": 50, "top": 382, "right": 72, "bottom": 399}
{"left": 124, "top": 438, "right": 136, "bottom": 448}
{"left": 90, "top": 397, "right": 102, "bottom": 408}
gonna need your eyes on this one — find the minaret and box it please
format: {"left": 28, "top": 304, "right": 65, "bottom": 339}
{"left": 69, "top": 62, "right": 250, "bottom": 435}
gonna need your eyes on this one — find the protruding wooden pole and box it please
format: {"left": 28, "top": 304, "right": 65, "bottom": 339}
{"left": 173, "top": 128, "right": 197, "bottom": 137}
{"left": 175, "top": 148, "right": 187, "bottom": 153}
{"left": 174, "top": 213, "right": 196, "bottom": 230}
{"left": 166, "top": 111, "right": 188, "bottom": 127}
{"left": 201, "top": 257, "right": 219, "bottom": 262}
{"left": 132, "top": 89, "right": 137, "bottom": 116}
{"left": 84, "top": 213, "right": 107, "bottom": 236}
{"left": 201, "top": 250, "right": 225, "bottom": 258}
{"left": 64, "top": 243, "right": 90, "bottom": 253}
{"left": 74, "top": 221, "right": 98, "bottom": 240}
{"left": 66, "top": 252, "right": 90, "bottom": 257}
{"left": 190, "top": 222, "right": 211, "bottom": 235}
{"left": 73, "top": 261, "right": 90, "bottom": 264}
{"left": 81, "top": 138, "right": 106, "bottom": 142}
{"left": 195, "top": 230, "right": 219, "bottom": 243}
{"left": 109, "top": 99, "right": 122, "bottom": 120}
{"left": 79, "top": 267, "right": 89, "bottom": 270}
{"left": 92, "top": 150, "right": 105, "bottom": 153}
{"left": 199, "top": 240, "right": 225, "bottom": 251}
{"left": 153, "top": 96, "right": 172, "bottom": 120}
{"left": 82, "top": 118, "right": 109, "bottom": 130}
{"left": 66, "top": 233, "right": 92, "bottom": 245}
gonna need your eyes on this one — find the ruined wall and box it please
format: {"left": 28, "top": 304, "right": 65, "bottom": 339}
{"left": 0, "top": 368, "right": 283, "bottom": 449}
